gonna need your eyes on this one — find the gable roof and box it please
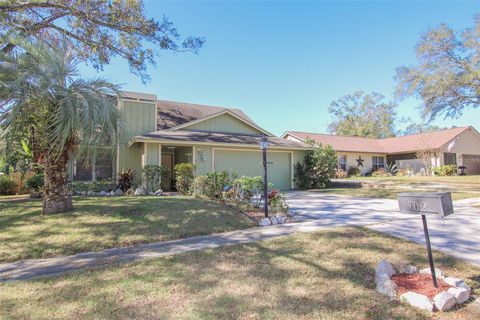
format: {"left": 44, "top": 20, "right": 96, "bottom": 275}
{"left": 169, "top": 109, "right": 272, "bottom": 136}
{"left": 283, "top": 126, "right": 475, "bottom": 154}
{"left": 379, "top": 126, "right": 475, "bottom": 154}
{"left": 283, "top": 131, "right": 385, "bottom": 153}
{"left": 156, "top": 100, "right": 256, "bottom": 131}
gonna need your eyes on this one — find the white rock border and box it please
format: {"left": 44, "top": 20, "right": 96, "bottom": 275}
{"left": 258, "top": 213, "right": 289, "bottom": 226}
{"left": 375, "top": 259, "right": 472, "bottom": 312}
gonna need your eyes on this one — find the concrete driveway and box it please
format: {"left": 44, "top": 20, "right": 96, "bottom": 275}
{"left": 286, "top": 191, "right": 480, "bottom": 267}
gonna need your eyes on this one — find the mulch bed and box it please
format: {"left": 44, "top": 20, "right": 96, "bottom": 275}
{"left": 244, "top": 210, "right": 266, "bottom": 222}
{"left": 392, "top": 273, "right": 452, "bottom": 299}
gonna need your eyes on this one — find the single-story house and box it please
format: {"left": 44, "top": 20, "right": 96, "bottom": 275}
{"left": 282, "top": 126, "right": 480, "bottom": 175}
{"left": 72, "top": 91, "right": 311, "bottom": 190}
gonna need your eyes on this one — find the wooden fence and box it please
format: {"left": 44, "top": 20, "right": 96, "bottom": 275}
{"left": 10, "top": 172, "right": 34, "bottom": 194}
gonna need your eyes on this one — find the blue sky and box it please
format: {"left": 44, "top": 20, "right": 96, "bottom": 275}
{"left": 80, "top": 1, "right": 480, "bottom": 136}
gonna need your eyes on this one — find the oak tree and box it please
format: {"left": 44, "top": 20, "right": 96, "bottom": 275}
{"left": 396, "top": 15, "right": 480, "bottom": 120}
{"left": 0, "top": 0, "right": 204, "bottom": 82}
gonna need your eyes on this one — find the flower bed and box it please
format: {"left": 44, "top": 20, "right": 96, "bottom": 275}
{"left": 375, "top": 259, "right": 472, "bottom": 312}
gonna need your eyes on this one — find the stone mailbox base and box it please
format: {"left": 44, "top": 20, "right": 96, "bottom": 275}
{"left": 375, "top": 259, "right": 472, "bottom": 312}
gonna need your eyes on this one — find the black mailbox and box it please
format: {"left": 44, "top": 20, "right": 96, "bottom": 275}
{"left": 398, "top": 192, "right": 454, "bottom": 217}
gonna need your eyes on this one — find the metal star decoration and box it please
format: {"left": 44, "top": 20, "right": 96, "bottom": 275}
{"left": 356, "top": 156, "right": 364, "bottom": 167}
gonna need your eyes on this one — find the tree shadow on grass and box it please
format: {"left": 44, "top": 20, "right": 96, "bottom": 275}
{"left": 0, "top": 196, "right": 254, "bottom": 262}
{"left": 3, "top": 226, "right": 471, "bottom": 319}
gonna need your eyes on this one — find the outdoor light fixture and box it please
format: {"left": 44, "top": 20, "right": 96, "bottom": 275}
{"left": 259, "top": 135, "right": 269, "bottom": 150}
{"left": 259, "top": 135, "right": 269, "bottom": 217}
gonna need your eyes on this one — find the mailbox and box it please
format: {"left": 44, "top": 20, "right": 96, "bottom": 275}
{"left": 398, "top": 192, "right": 454, "bottom": 217}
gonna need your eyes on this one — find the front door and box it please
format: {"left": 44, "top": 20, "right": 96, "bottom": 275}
{"left": 161, "top": 154, "right": 174, "bottom": 191}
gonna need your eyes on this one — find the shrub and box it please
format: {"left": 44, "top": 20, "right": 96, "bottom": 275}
{"left": 386, "top": 162, "right": 398, "bottom": 175}
{"left": 193, "top": 171, "right": 232, "bottom": 199}
{"left": 347, "top": 166, "right": 360, "bottom": 177}
{"left": 334, "top": 169, "right": 348, "bottom": 179}
{"left": 143, "top": 165, "right": 169, "bottom": 192}
{"left": 175, "top": 163, "right": 196, "bottom": 195}
{"left": 25, "top": 173, "right": 44, "bottom": 191}
{"left": 433, "top": 164, "right": 457, "bottom": 176}
{"left": 90, "top": 179, "right": 117, "bottom": 192}
{"left": 396, "top": 166, "right": 413, "bottom": 177}
{"left": 294, "top": 144, "right": 337, "bottom": 189}
{"left": 0, "top": 175, "right": 16, "bottom": 195}
{"left": 371, "top": 168, "right": 391, "bottom": 177}
{"left": 268, "top": 189, "right": 289, "bottom": 213}
{"left": 117, "top": 169, "right": 135, "bottom": 191}
{"left": 229, "top": 176, "right": 265, "bottom": 205}
{"left": 71, "top": 182, "right": 89, "bottom": 193}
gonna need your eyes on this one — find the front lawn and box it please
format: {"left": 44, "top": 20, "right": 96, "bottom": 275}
{"left": 340, "top": 175, "right": 480, "bottom": 191}
{"left": 0, "top": 196, "right": 255, "bottom": 263}
{"left": 0, "top": 227, "right": 478, "bottom": 319}
{"left": 314, "top": 188, "right": 479, "bottom": 201}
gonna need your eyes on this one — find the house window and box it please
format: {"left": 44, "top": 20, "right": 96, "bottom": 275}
{"left": 338, "top": 155, "right": 347, "bottom": 171}
{"left": 372, "top": 156, "right": 385, "bottom": 170}
{"left": 444, "top": 153, "right": 457, "bottom": 166}
{"left": 73, "top": 148, "right": 115, "bottom": 181}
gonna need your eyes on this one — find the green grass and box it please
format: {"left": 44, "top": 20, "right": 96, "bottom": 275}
{"left": 341, "top": 175, "right": 480, "bottom": 191}
{"left": 314, "top": 188, "right": 479, "bottom": 201}
{"left": 0, "top": 194, "right": 30, "bottom": 201}
{"left": 0, "top": 196, "right": 254, "bottom": 263}
{"left": 0, "top": 227, "right": 478, "bottom": 320}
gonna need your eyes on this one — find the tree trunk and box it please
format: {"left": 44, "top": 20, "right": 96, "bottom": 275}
{"left": 42, "top": 146, "right": 73, "bottom": 215}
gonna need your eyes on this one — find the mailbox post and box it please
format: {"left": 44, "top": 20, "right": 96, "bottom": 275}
{"left": 398, "top": 192, "right": 454, "bottom": 288}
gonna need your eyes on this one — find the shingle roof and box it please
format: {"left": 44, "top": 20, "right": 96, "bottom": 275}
{"left": 284, "top": 126, "right": 474, "bottom": 154}
{"left": 156, "top": 100, "right": 255, "bottom": 130}
{"left": 133, "top": 130, "right": 312, "bottom": 150}
{"left": 378, "top": 127, "right": 473, "bottom": 154}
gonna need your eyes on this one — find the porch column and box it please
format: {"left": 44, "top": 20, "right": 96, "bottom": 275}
{"left": 158, "top": 144, "right": 162, "bottom": 166}
{"left": 142, "top": 142, "right": 147, "bottom": 186}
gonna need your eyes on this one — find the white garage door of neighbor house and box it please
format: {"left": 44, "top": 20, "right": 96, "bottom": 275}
{"left": 463, "top": 154, "right": 480, "bottom": 175}
{"left": 213, "top": 149, "right": 292, "bottom": 190}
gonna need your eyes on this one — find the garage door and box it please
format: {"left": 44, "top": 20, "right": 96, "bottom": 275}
{"left": 213, "top": 149, "right": 292, "bottom": 190}
{"left": 462, "top": 154, "right": 480, "bottom": 175}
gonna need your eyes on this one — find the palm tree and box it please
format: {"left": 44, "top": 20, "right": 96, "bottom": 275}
{"left": 0, "top": 36, "right": 119, "bottom": 214}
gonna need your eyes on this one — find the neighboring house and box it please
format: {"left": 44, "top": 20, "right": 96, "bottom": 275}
{"left": 72, "top": 91, "right": 311, "bottom": 190}
{"left": 282, "top": 126, "right": 480, "bottom": 175}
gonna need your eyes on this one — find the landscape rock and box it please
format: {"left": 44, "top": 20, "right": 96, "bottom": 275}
{"left": 448, "top": 287, "right": 470, "bottom": 304}
{"left": 457, "top": 282, "right": 471, "bottom": 292}
{"left": 375, "top": 273, "right": 391, "bottom": 286}
{"left": 125, "top": 188, "right": 135, "bottom": 196}
{"left": 376, "top": 279, "right": 398, "bottom": 300}
{"left": 154, "top": 189, "right": 163, "bottom": 196}
{"left": 87, "top": 190, "right": 95, "bottom": 196}
{"left": 113, "top": 189, "right": 124, "bottom": 196}
{"left": 148, "top": 191, "right": 154, "bottom": 196}
{"left": 400, "top": 291, "right": 434, "bottom": 311}
{"left": 376, "top": 259, "right": 396, "bottom": 278}
{"left": 134, "top": 186, "right": 147, "bottom": 196}
{"left": 396, "top": 264, "right": 418, "bottom": 274}
{"left": 271, "top": 214, "right": 287, "bottom": 225}
{"left": 258, "top": 218, "right": 272, "bottom": 226}
{"left": 81, "top": 191, "right": 87, "bottom": 196}
{"left": 433, "top": 291, "right": 456, "bottom": 311}
{"left": 443, "top": 277, "right": 464, "bottom": 287}
{"left": 419, "top": 267, "right": 445, "bottom": 278}
{"left": 99, "top": 191, "right": 107, "bottom": 196}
